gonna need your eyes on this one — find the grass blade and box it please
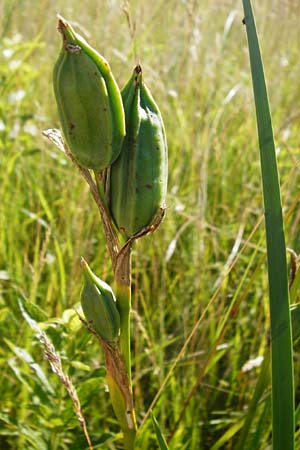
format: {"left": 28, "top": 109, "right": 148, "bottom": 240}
{"left": 236, "top": 349, "right": 270, "bottom": 450}
{"left": 151, "top": 411, "right": 169, "bottom": 450}
{"left": 242, "top": 1, "right": 295, "bottom": 449}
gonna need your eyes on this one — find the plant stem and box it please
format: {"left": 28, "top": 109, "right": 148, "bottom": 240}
{"left": 113, "top": 244, "right": 137, "bottom": 448}
{"left": 115, "top": 245, "right": 132, "bottom": 376}
{"left": 93, "top": 168, "right": 137, "bottom": 448}
{"left": 44, "top": 129, "right": 136, "bottom": 448}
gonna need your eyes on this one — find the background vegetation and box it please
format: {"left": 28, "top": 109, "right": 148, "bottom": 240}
{"left": 0, "top": 0, "right": 299, "bottom": 448}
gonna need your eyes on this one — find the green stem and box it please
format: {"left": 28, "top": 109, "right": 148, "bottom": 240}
{"left": 115, "top": 245, "right": 132, "bottom": 378}
{"left": 116, "top": 284, "right": 131, "bottom": 377}
{"left": 93, "top": 171, "right": 136, "bottom": 447}
{"left": 123, "top": 430, "right": 136, "bottom": 450}
{"left": 106, "top": 367, "right": 136, "bottom": 450}
{"left": 112, "top": 244, "right": 136, "bottom": 449}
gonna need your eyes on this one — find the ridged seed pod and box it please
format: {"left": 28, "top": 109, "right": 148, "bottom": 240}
{"left": 80, "top": 258, "right": 120, "bottom": 341}
{"left": 109, "top": 65, "right": 168, "bottom": 239}
{"left": 53, "top": 16, "right": 125, "bottom": 171}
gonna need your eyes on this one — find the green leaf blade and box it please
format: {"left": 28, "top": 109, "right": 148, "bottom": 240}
{"left": 242, "top": 1, "right": 295, "bottom": 449}
{"left": 151, "top": 411, "right": 169, "bottom": 450}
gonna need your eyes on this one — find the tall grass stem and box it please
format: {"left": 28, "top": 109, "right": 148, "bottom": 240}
{"left": 242, "top": 1, "right": 295, "bottom": 448}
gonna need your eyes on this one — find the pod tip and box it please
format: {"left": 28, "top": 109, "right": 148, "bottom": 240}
{"left": 57, "top": 14, "right": 68, "bottom": 34}
{"left": 56, "top": 14, "right": 77, "bottom": 45}
{"left": 135, "top": 64, "right": 142, "bottom": 74}
{"left": 134, "top": 65, "right": 142, "bottom": 85}
{"left": 80, "top": 256, "right": 87, "bottom": 268}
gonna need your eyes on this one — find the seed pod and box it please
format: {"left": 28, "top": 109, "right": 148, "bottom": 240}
{"left": 80, "top": 258, "right": 120, "bottom": 341}
{"left": 109, "top": 65, "right": 168, "bottom": 239}
{"left": 53, "top": 16, "right": 125, "bottom": 171}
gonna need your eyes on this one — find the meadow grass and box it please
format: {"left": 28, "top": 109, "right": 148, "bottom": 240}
{"left": 0, "top": 1, "right": 299, "bottom": 449}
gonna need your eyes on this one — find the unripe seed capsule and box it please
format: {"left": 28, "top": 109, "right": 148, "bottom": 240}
{"left": 109, "top": 65, "right": 168, "bottom": 239}
{"left": 80, "top": 258, "right": 120, "bottom": 341}
{"left": 53, "top": 16, "right": 125, "bottom": 171}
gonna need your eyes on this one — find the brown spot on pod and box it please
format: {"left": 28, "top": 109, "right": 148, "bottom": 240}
{"left": 65, "top": 43, "right": 81, "bottom": 54}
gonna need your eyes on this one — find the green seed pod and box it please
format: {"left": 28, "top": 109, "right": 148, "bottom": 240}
{"left": 53, "top": 16, "right": 125, "bottom": 171}
{"left": 109, "top": 65, "right": 168, "bottom": 239}
{"left": 80, "top": 258, "right": 120, "bottom": 341}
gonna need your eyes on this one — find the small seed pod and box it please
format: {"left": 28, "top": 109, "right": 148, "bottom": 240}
{"left": 109, "top": 65, "right": 168, "bottom": 239}
{"left": 53, "top": 16, "right": 125, "bottom": 171}
{"left": 80, "top": 258, "right": 120, "bottom": 341}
